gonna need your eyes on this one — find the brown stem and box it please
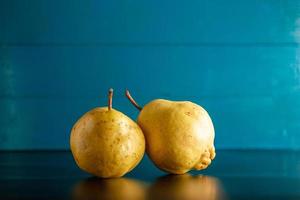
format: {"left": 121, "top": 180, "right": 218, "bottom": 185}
{"left": 108, "top": 88, "right": 113, "bottom": 110}
{"left": 125, "top": 89, "right": 142, "bottom": 111}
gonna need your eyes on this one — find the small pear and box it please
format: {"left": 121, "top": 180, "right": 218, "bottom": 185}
{"left": 126, "top": 90, "right": 215, "bottom": 174}
{"left": 70, "top": 89, "right": 145, "bottom": 178}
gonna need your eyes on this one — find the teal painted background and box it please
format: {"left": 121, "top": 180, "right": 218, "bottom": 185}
{"left": 1, "top": 0, "right": 300, "bottom": 150}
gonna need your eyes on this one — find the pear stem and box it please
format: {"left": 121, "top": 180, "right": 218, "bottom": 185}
{"left": 108, "top": 88, "right": 113, "bottom": 110}
{"left": 125, "top": 89, "right": 142, "bottom": 111}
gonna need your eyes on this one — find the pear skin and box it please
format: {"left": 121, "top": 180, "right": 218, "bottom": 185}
{"left": 70, "top": 89, "right": 145, "bottom": 178}
{"left": 126, "top": 91, "right": 215, "bottom": 174}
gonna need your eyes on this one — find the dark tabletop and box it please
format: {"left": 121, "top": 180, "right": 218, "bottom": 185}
{"left": 0, "top": 150, "right": 299, "bottom": 200}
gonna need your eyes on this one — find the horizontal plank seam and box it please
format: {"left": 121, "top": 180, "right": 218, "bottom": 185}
{"left": 1, "top": 42, "right": 300, "bottom": 48}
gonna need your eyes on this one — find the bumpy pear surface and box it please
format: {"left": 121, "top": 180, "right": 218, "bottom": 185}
{"left": 126, "top": 91, "right": 215, "bottom": 174}
{"left": 70, "top": 89, "right": 145, "bottom": 178}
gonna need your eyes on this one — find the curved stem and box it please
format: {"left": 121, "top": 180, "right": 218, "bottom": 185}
{"left": 108, "top": 88, "right": 113, "bottom": 110}
{"left": 125, "top": 89, "right": 142, "bottom": 111}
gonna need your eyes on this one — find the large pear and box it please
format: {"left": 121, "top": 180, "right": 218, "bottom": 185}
{"left": 70, "top": 89, "right": 145, "bottom": 178}
{"left": 126, "top": 90, "right": 215, "bottom": 174}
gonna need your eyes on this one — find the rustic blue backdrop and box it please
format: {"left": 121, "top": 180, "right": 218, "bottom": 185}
{"left": 1, "top": 0, "right": 300, "bottom": 150}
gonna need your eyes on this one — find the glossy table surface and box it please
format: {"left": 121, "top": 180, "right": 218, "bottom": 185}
{"left": 0, "top": 150, "right": 299, "bottom": 200}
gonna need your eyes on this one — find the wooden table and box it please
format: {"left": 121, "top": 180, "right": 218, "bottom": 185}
{"left": 0, "top": 150, "right": 299, "bottom": 199}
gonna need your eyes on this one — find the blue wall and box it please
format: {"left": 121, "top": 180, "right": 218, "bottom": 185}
{"left": 1, "top": 0, "right": 300, "bottom": 150}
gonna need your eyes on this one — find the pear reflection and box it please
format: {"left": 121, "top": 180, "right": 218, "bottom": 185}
{"left": 148, "top": 174, "right": 226, "bottom": 200}
{"left": 72, "top": 177, "right": 147, "bottom": 200}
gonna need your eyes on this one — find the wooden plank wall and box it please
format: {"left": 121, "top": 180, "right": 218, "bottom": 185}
{"left": 1, "top": 0, "right": 300, "bottom": 150}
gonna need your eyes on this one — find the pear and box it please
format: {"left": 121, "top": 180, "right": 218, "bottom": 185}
{"left": 70, "top": 89, "right": 145, "bottom": 178}
{"left": 126, "top": 90, "right": 215, "bottom": 174}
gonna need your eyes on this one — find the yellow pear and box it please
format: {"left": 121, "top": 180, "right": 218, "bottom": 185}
{"left": 148, "top": 174, "right": 225, "bottom": 200}
{"left": 126, "top": 90, "right": 215, "bottom": 174}
{"left": 72, "top": 177, "right": 147, "bottom": 200}
{"left": 70, "top": 89, "right": 145, "bottom": 178}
